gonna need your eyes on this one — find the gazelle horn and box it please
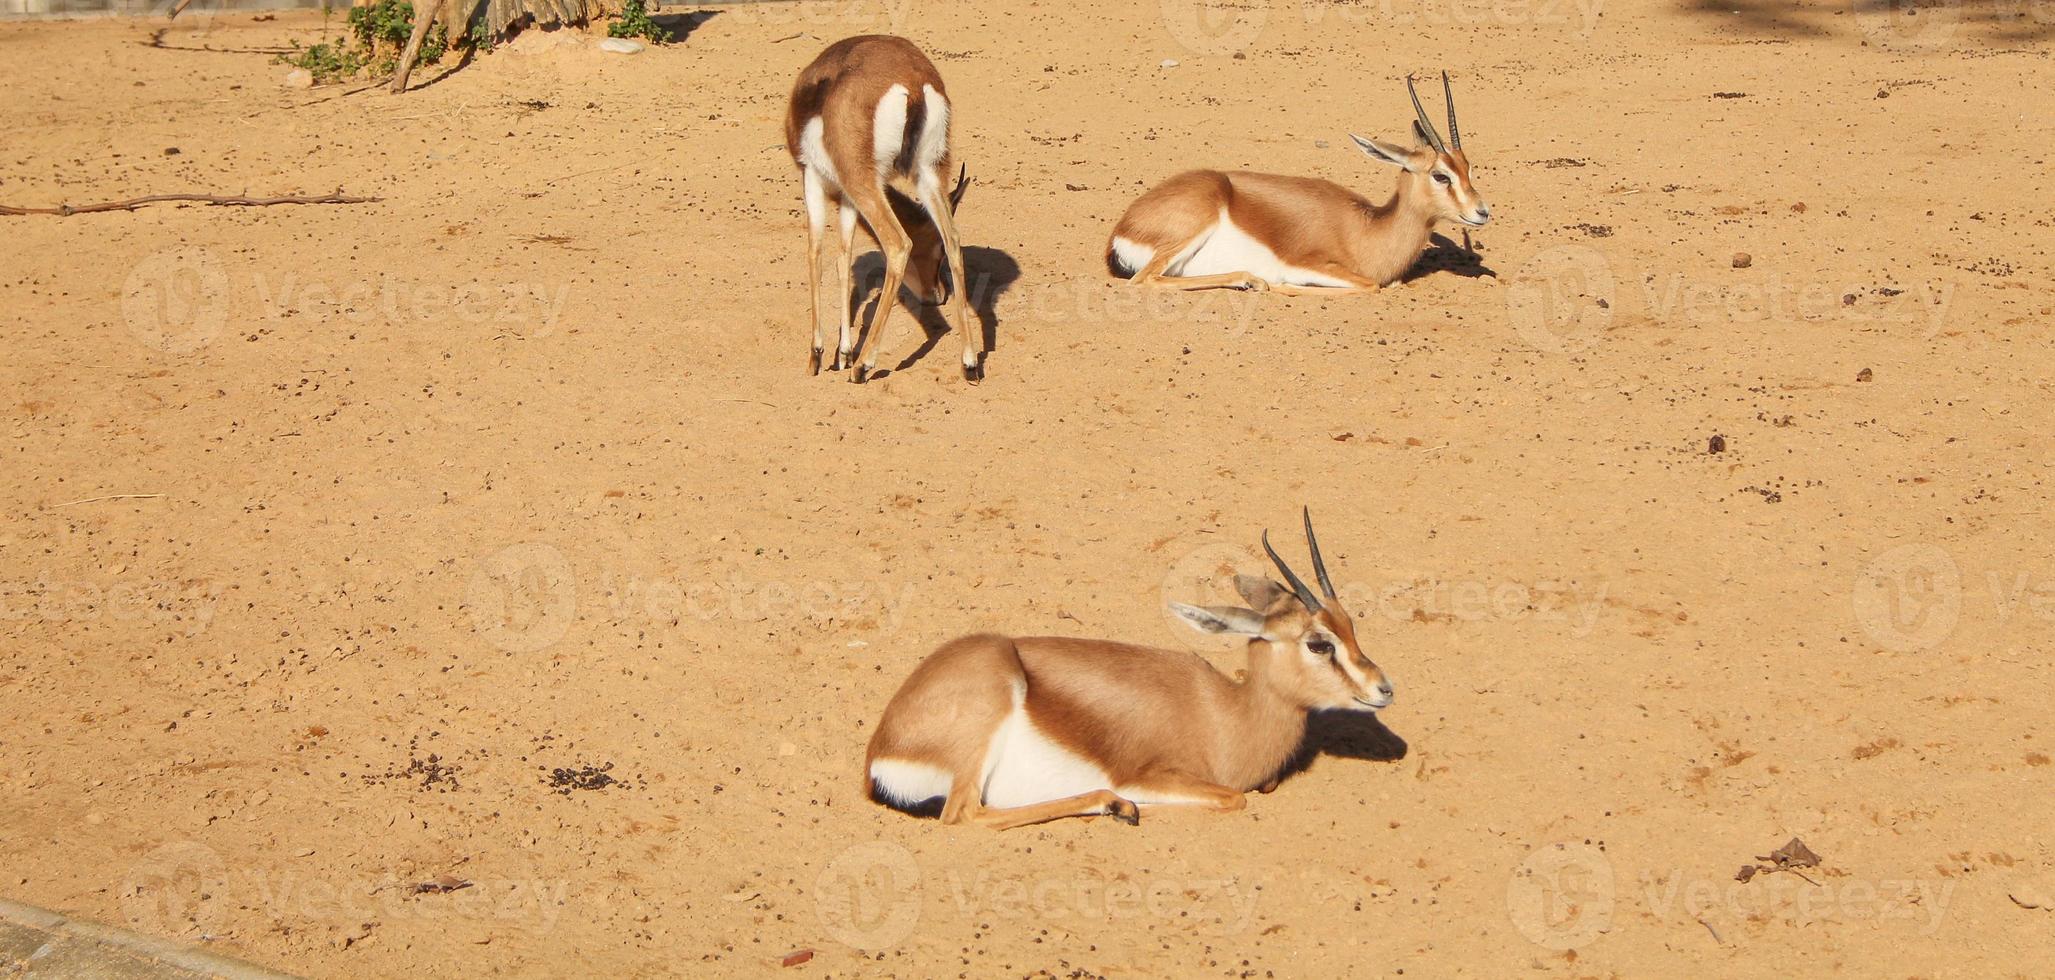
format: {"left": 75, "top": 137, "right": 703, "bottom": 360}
{"left": 1442, "top": 70, "right": 1460, "bottom": 150}
{"left": 1302, "top": 507, "right": 1337, "bottom": 599}
{"left": 1263, "top": 529, "right": 1324, "bottom": 613}
{"left": 1406, "top": 74, "right": 1448, "bottom": 154}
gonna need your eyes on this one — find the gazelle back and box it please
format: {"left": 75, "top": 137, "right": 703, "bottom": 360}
{"left": 865, "top": 511, "right": 1395, "bottom": 830}
{"left": 785, "top": 35, "right": 982, "bottom": 383}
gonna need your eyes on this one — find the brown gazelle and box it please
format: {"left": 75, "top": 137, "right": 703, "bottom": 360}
{"left": 1107, "top": 73, "right": 1490, "bottom": 293}
{"left": 786, "top": 35, "right": 982, "bottom": 383}
{"left": 865, "top": 511, "right": 1394, "bottom": 829}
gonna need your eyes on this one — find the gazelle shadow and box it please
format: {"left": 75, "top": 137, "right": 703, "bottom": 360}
{"left": 1271, "top": 710, "right": 1409, "bottom": 787}
{"left": 848, "top": 245, "right": 1021, "bottom": 379}
{"left": 1400, "top": 232, "right": 1497, "bottom": 283}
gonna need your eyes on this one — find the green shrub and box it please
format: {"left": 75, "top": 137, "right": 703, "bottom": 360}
{"left": 278, "top": 0, "right": 452, "bottom": 84}
{"left": 608, "top": 0, "right": 671, "bottom": 44}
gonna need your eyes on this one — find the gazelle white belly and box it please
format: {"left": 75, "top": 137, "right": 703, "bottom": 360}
{"left": 979, "top": 706, "right": 1112, "bottom": 809}
{"left": 1174, "top": 211, "right": 1353, "bottom": 288}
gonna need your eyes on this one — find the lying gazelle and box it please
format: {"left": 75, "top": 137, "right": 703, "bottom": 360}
{"left": 864, "top": 512, "right": 1394, "bottom": 829}
{"left": 785, "top": 34, "right": 983, "bottom": 384}
{"left": 1107, "top": 73, "right": 1490, "bottom": 293}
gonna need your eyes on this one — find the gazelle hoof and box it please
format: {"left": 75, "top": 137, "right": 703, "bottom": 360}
{"left": 1108, "top": 799, "right": 1140, "bottom": 825}
{"left": 809, "top": 348, "right": 823, "bottom": 376}
{"left": 852, "top": 364, "right": 871, "bottom": 384}
{"left": 962, "top": 360, "right": 984, "bottom": 384}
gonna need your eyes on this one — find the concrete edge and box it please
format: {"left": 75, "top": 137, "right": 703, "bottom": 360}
{"left": 0, "top": 896, "right": 301, "bottom": 980}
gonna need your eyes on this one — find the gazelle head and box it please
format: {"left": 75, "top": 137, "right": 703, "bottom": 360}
{"left": 1349, "top": 72, "right": 1490, "bottom": 229}
{"left": 900, "top": 165, "right": 973, "bottom": 303}
{"left": 1171, "top": 510, "right": 1395, "bottom": 712}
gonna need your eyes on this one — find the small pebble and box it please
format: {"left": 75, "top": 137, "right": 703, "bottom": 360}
{"left": 1731, "top": 252, "right": 1752, "bottom": 269}
{"left": 1857, "top": 367, "right": 1873, "bottom": 382}
{"left": 1160, "top": 58, "right": 1179, "bottom": 68}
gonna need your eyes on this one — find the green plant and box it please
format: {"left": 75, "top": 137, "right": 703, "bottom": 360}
{"left": 466, "top": 18, "right": 498, "bottom": 54}
{"left": 279, "top": 37, "right": 366, "bottom": 84}
{"left": 277, "top": 0, "right": 451, "bottom": 84}
{"left": 349, "top": 0, "right": 447, "bottom": 76}
{"left": 609, "top": 0, "right": 671, "bottom": 44}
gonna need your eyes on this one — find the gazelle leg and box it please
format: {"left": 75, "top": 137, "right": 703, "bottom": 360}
{"left": 801, "top": 168, "right": 831, "bottom": 375}
{"left": 834, "top": 202, "right": 860, "bottom": 371}
{"left": 972, "top": 791, "right": 1140, "bottom": 830}
{"left": 919, "top": 174, "right": 981, "bottom": 382}
{"left": 1124, "top": 229, "right": 1267, "bottom": 293}
{"left": 1123, "top": 772, "right": 1248, "bottom": 812}
{"left": 1269, "top": 267, "right": 1383, "bottom": 296}
{"left": 937, "top": 772, "right": 1138, "bottom": 830}
{"left": 844, "top": 183, "right": 912, "bottom": 384}
{"left": 1159, "top": 272, "right": 1273, "bottom": 292}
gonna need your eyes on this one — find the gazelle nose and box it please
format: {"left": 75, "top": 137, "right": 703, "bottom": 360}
{"left": 1377, "top": 681, "right": 1395, "bottom": 700}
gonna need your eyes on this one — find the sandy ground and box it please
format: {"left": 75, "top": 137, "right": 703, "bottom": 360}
{"left": 2, "top": 1, "right": 2053, "bottom": 976}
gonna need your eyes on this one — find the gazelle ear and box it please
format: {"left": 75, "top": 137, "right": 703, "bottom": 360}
{"left": 1233, "top": 574, "right": 1289, "bottom": 612}
{"left": 1169, "top": 602, "right": 1267, "bottom": 637}
{"left": 1351, "top": 133, "right": 1421, "bottom": 172}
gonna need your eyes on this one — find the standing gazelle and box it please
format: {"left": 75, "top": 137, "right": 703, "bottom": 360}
{"left": 864, "top": 512, "right": 1395, "bottom": 829}
{"left": 786, "top": 35, "right": 983, "bottom": 383}
{"left": 1107, "top": 73, "right": 1490, "bottom": 292}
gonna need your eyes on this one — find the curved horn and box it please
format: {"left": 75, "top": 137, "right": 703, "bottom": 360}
{"left": 1263, "top": 529, "right": 1323, "bottom": 613}
{"left": 1406, "top": 74, "right": 1447, "bottom": 153}
{"left": 1442, "top": 70, "right": 1460, "bottom": 149}
{"left": 1302, "top": 507, "right": 1337, "bottom": 599}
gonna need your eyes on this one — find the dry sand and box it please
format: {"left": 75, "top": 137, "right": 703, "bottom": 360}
{"left": 2, "top": 1, "right": 2052, "bottom": 976}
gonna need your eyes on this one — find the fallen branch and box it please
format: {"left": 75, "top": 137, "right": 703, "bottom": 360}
{"left": 1, "top": 192, "right": 379, "bottom": 217}
{"left": 47, "top": 493, "right": 165, "bottom": 509}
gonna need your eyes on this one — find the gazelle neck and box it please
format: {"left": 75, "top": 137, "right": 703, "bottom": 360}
{"left": 1350, "top": 179, "right": 1440, "bottom": 286}
{"left": 1222, "top": 640, "right": 1313, "bottom": 788}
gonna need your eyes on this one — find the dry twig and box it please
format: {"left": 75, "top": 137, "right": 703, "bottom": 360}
{"left": 1, "top": 192, "right": 378, "bottom": 217}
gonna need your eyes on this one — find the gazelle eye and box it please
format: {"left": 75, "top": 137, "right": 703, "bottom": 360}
{"left": 1307, "top": 637, "right": 1335, "bottom": 656}
{"left": 1432, "top": 172, "right": 1452, "bottom": 185}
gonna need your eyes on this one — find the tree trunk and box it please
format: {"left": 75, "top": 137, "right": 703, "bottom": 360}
{"left": 389, "top": 0, "right": 443, "bottom": 94}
